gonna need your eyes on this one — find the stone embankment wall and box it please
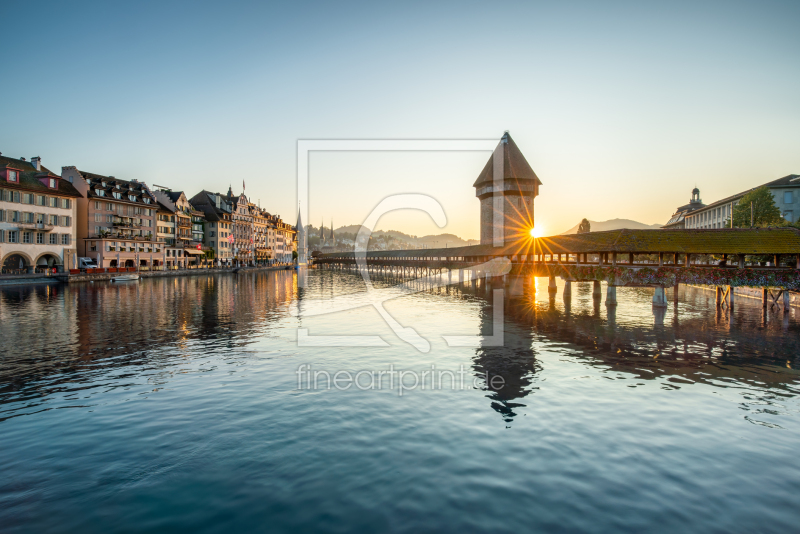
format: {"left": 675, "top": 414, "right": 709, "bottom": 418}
{"left": 0, "top": 266, "right": 292, "bottom": 286}
{"left": 62, "top": 266, "right": 291, "bottom": 283}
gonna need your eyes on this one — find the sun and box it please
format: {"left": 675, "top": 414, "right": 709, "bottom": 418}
{"left": 529, "top": 227, "right": 544, "bottom": 238}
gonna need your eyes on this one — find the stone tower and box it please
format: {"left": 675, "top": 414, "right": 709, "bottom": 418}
{"left": 474, "top": 132, "right": 541, "bottom": 246}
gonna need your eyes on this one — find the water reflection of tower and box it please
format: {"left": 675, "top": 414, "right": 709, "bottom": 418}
{"left": 470, "top": 280, "right": 540, "bottom": 424}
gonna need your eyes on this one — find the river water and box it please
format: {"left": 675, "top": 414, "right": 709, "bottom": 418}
{"left": 1, "top": 270, "right": 799, "bottom": 532}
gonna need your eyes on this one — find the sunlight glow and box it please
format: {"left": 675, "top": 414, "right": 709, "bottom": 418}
{"left": 530, "top": 227, "right": 544, "bottom": 238}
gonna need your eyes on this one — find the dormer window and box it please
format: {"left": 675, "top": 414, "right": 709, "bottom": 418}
{"left": 113, "top": 192, "right": 122, "bottom": 199}
{"left": 95, "top": 188, "right": 106, "bottom": 196}
{"left": 49, "top": 178, "right": 56, "bottom": 189}
{"left": 101, "top": 181, "right": 107, "bottom": 187}
{"left": 8, "top": 170, "right": 17, "bottom": 182}
{"left": 144, "top": 198, "right": 151, "bottom": 204}
{"left": 128, "top": 195, "right": 137, "bottom": 202}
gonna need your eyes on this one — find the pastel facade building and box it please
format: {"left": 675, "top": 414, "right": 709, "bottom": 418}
{"left": 0, "top": 155, "right": 80, "bottom": 273}
{"left": 189, "top": 191, "right": 234, "bottom": 264}
{"left": 62, "top": 167, "right": 164, "bottom": 268}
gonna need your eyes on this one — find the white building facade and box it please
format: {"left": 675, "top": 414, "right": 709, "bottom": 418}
{"left": 0, "top": 155, "right": 80, "bottom": 273}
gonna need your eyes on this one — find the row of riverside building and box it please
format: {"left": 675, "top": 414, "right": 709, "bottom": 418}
{"left": 664, "top": 174, "right": 800, "bottom": 229}
{"left": 0, "top": 153, "right": 296, "bottom": 274}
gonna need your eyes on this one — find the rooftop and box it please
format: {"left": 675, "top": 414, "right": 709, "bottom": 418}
{"left": 0, "top": 155, "right": 82, "bottom": 198}
{"left": 473, "top": 132, "right": 542, "bottom": 188}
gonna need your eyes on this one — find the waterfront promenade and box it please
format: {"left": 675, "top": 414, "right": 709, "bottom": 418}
{"left": 0, "top": 264, "right": 294, "bottom": 286}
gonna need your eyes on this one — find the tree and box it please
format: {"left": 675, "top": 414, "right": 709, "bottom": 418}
{"left": 731, "top": 186, "right": 784, "bottom": 228}
{"left": 577, "top": 218, "right": 591, "bottom": 234}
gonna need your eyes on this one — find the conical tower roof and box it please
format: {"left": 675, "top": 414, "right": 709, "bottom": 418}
{"left": 473, "top": 132, "right": 542, "bottom": 188}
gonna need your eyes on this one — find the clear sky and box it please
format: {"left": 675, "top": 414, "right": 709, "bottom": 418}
{"left": 2, "top": 0, "right": 798, "bottom": 238}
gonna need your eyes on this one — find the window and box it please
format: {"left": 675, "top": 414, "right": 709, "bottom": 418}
{"left": 95, "top": 226, "right": 101, "bottom": 235}
{"left": 785, "top": 191, "right": 794, "bottom": 204}
{"left": 144, "top": 198, "right": 151, "bottom": 204}
{"left": 23, "top": 231, "right": 32, "bottom": 244}
{"left": 49, "top": 197, "right": 58, "bottom": 208}
{"left": 36, "top": 213, "right": 44, "bottom": 224}
{"left": 12, "top": 191, "right": 19, "bottom": 203}
{"left": 10, "top": 211, "right": 19, "bottom": 222}
{"left": 62, "top": 198, "right": 71, "bottom": 209}
{"left": 8, "top": 230, "right": 18, "bottom": 243}
{"left": 107, "top": 203, "right": 114, "bottom": 211}
{"left": 8, "top": 170, "right": 18, "bottom": 182}
{"left": 49, "top": 178, "right": 56, "bottom": 188}
{"left": 62, "top": 234, "right": 71, "bottom": 245}
{"left": 128, "top": 195, "right": 137, "bottom": 202}
{"left": 113, "top": 192, "right": 122, "bottom": 199}
{"left": 50, "top": 233, "right": 58, "bottom": 245}
{"left": 22, "top": 193, "right": 34, "bottom": 204}
{"left": 50, "top": 214, "right": 58, "bottom": 225}
{"left": 36, "top": 232, "right": 44, "bottom": 244}
{"left": 36, "top": 195, "right": 45, "bottom": 206}
{"left": 24, "top": 212, "right": 35, "bottom": 223}
{"left": 107, "top": 215, "right": 114, "bottom": 223}
{"left": 95, "top": 213, "right": 102, "bottom": 222}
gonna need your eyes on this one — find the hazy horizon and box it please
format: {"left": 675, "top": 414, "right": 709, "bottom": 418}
{"left": 2, "top": 0, "right": 799, "bottom": 239}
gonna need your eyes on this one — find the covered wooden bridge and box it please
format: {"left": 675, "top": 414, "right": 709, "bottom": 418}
{"left": 315, "top": 228, "right": 800, "bottom": 308}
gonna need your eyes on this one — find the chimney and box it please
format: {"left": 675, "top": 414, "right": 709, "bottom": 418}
{"left": 31, "top": 156, "right": 41, "bottom": 171}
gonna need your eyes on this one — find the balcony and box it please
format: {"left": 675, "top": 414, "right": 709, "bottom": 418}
{"left": 17, "top": 222, "right": 55, "bottom": 232}
{"left": 177, "top": 220, "right": 192, "bottom": 228}
{"left": 113, "top": 217, "right": 142, "bottom": 228}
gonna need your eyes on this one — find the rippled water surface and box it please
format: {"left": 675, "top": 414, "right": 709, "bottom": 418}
{"left": 1, "top": 270, "right": 799, "bottom": 533}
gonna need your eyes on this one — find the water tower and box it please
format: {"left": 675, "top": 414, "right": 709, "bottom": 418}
{"left": 474, "top": 132, "right": 541, "bottom": 245}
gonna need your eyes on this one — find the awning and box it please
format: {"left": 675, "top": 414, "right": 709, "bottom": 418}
{"left": 184, "top": 249, "right": 205, "bottom": 255}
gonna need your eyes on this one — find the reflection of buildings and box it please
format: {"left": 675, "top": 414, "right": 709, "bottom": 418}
{"left": 0, "top": 271, "right": 298, "bottom": 417}
{"left": 472, "top": 287, "right": 540, "bottom": 422}
{"left": 455, "top": 276, "right": 800, "bottom": 423}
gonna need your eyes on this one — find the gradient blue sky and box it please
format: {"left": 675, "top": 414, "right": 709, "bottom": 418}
{"left": 2, "top": 0, "right": 798, "bottom": 238}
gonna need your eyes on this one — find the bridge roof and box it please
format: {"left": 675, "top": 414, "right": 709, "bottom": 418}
{"left": 319, "top": 228, "right": 800, "bottom": 258}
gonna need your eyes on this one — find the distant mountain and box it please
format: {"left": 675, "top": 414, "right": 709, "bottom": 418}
{"left": 560, "top": 218, "right": 663, "bottom": 235}
{"left": 310, "top": 225, "right": 478, "bottom": 248}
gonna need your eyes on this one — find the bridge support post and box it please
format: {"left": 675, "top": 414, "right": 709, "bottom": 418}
{"left": 784, "top": 290, "right": 791, "bottom": 310}
{"left": 728, "top": 285, "right": 735, "bottom": 309}
{"left": 673, "top": 283, "right": 679, "bottom": 304}
{"left": 716, "top": 286, "right": 722, "bottom": 307}
{"left": 563, "top": 280, "right": 572, "bottom": 301}
{"left": 606, "top": 285, "right": 617, "bottom": 306}
{"left": 592, "top": 280, "right": 601, "bottom": 300}
{"left": 548, "top": 275, "right": 557, "bottom": 296}
{"left": 458, "top": 269, "right": 464, "bottom": 284}
{"left": 652, "top": 286, "right": 668, "bottom": 307}
{"left": 762, "top": 288, "right": 768, "bottom": 308}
